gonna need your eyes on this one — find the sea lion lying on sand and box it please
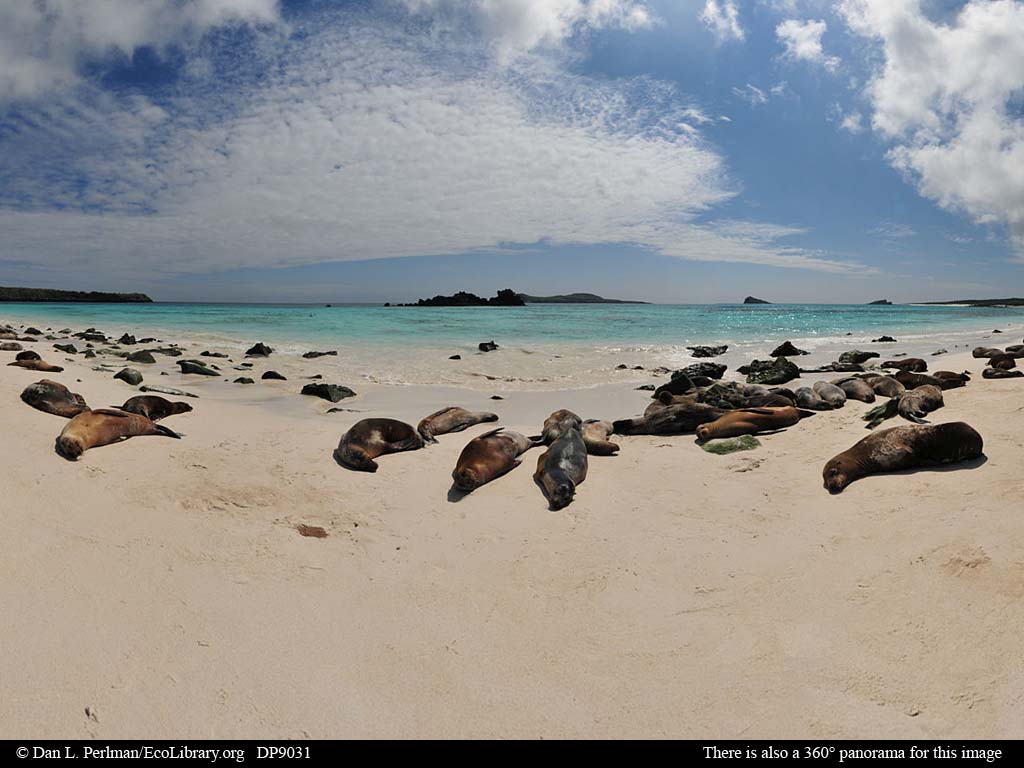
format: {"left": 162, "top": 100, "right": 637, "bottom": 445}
{"left": 57, "top": 409, "right": 180, "bottom": 460}
{"left": 581, "top": 420, "right": 619, "bottom": 455}
{"left": 8, "top": 358, "right": 64, "bottom": 373}
{"left": 417, "top": 406, "right": 498, "bottom": 443}
{"left": 972, "top": 347, "right": 1003, "bottom": 359}
{"left": 823, "top": 422, "right": 983, "bottom": 493}
{"left": 894, "top": 370, "right": 960, "bottom": 391}
{"left": 534, "top": 422, "right": 588, "bottom": 510}
{"left": 898, "top": 384, "right": 944, "bottom": 421}
{"left": 859, "top": 374, "right": 905, "bottom": 398}
{"left": 334, "top": 418, "right": 423, "bottom": 472}
{"left": 695, "top": 406, "right": 814, "bottom": 441}
{"left": 15, "top": 350, "right": 41, "bottom": 361}
{"left": 932, "top": 371, "right": 970, "bottom": 386}
{"left": 118, "top": 395, "right": 193, "bottom": 421}
{"left": 451, "top": 428, "right": 534, "bottom": 492}
{"left": 812, "top": 380, "right": 847, "bottom": 408}
{"left": 538, "top": 409, "right": 583, "bottom": 443}
{"left": 833, "top": 377, "right": 876, "bottom": 403}
{"left": 613, "top": 403, "right": 727, "bottom": 436}
{"left": 987, "top": 354, "right": 1018, "bottom": 370}
{"left": 881, "top": 358, "right": 927, "bottom": 373}
{"left": 983, "top": 367, "right": 1024, "bottom": 379}
{"left": 20, "top": 380, "right": 89, "bottom": 418}
{"left": 795, "top": 386, "right": 832, "bottom": 410}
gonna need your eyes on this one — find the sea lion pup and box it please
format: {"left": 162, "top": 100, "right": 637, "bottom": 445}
{"left": 983, "top": 367, "right": 1024, "bottom": 379}
{"left": 334, "top": 418, "right": 424, "bottom": 472}
{"left": 451, "top": 428, "right": 533, "bottom": 492}
{"left": 823, "top": 422, "right": 983, "bottom": 494}
{"left": 898, "top": 384, "right": 944, "bottom": 422}
{"left": 795, "top": 386, "right": 833, "bottom": 411}
{"left": 880, "top": 358, "right": 927, "bottom": 373}
{"left": 581, "top": 419, "right": 619, "bottom": 456}
{"left": 417, "top": 406, "right": 498, "bottom": 444}
{"left": 15, "top": 350, "right": 41, "bottom": 361}
{"left": 7, "top": 358, "right": 64, "bottom": 373}
{"left": 56, "top": 409, "right": 180, "bottom": 460}
{"left": 20, "top": 380, "right": 89, "bottom": 418}
{"left": 832, "top": 377, "right": 876, "bottom": 403}
{"left": 695, "top": 406, "right": 814, "bottom": 442}
{"left": 534, "top": 424, "right": 588, "bottom": 510}
{"left": 119, "top": 395, "right": 193, "bottom": 421}
{"left": 987, "top": 353, "right": 1018, "bottom": 370}
{"left": 612, "top": 403, "right": 727, "bottom": 436}
{"left": 812, "top": 380, "right": 847, "bottom": 408}
{"left": 861, "top": 375, "right": 905, "bottom": 399}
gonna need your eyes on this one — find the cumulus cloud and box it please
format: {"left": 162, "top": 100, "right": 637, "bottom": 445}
{"left": 701, "top": 0, "right": 745, "bottom": 43}
{"left": 0, "top": 0, "right": 280, "bottom": 101}
{"left": 776, "top": 18, "right": 840, "bottom": 71}
{"left": 841, "top": 0, "right": 1024, "bottom": 252}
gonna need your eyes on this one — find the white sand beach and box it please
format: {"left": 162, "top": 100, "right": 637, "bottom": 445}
{"left": 2, "top": 320, "right": 1023, "bottom": 739}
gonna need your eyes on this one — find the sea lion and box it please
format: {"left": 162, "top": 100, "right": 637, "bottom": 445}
{"left": 8, "top": 358, "right": 64, "bottom": 373}
{"left": 118, "top": 395, "right": 193, "bottom": 421}
{"left": 881, "top": 357, "right": 928, "bottom": 372}
{"left": 612, "top": 403, "right": 727, "bottom": 435}
{"left": 832, "top": 377, "right": 876, "bottom": 403}
{"left": 812, "top": 380, "right": 847, "bottom": 408}
{"left": 823, "top": 422, "right": 983, "bottom": 494}
{"left": 898, "top": 384, "right": 944, "bottom": 421}
{"left": 56, "top": 409, "right": 180, "bottom": 460}
{"left": 894, "top": 370, "right": 952, "bottom": 390}
{"left": 932, "top": 371, "right": 970, "bottom": 386}
{"left": 656, "top": 391, "right": 698, "bottom": 407}
{"left": 20, "top": 380, "right": 89, "bottom": 418}
{"left": 538, "top": 409, "right": 583, "bottom": 443}
{"left": 534, "top": 425, "right": 588, "bottom": 510}
{"left": 972, "top": 347, "right": 1002, "bottom": 358}
{"left": 15, "top": 350, "right": 41, "bottom": 361}
{"left": 861, "top": 375, "right": 905, "bottom": 398}
{"left": 695, "top": 406, "right": 814, "bottom": 441}
{"left": 987, "top": 353, "right": 1017, "bottom": 370}
{"left": 794, "top": 386, "right": 833, "bottom": 411}
{"left": 983, "top": 367, "right": 1024, "bottom": 379}
{"left": 334, "top": 418, "right": 424, "bottom": 472}
{"left": 451, "top": 428, "right": 533, "bottom": 492}
{"left": 417, "top": 406, "right": 498, "bottom": 443}
{"left": 581, "top": 419, "right": 619, "bottom": 456}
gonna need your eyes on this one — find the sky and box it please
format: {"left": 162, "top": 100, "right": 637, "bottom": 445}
{"left": 1, "top": 0, "right": 1023, "bottom": 304}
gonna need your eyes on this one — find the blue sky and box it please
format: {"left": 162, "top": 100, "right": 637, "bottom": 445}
{"left": 1, "top": 0, "right": 1022, "bottom": 303}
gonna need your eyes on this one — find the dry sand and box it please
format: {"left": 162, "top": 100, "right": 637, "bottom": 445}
{"left": 1, "top": 327, "right": 1023, "bottom": 738}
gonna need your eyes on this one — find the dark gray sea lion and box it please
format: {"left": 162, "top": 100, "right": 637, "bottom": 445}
{"left": 795, "top": 386, "right": 833, "bottom": 410}
{"left": 653, "top": 373, "right": 694, "bottom": 398}
{"left": 417, "top": 406, "right": 498, "bottom": 443}
{"left": 861, "top": 375, "right": 905, "bottom": 398}
{"left": 987, "top": 353, "right": 1018, "bottom": 370}
{"left": 823, "top": 422, "right": 983, "bottom": 494}
{"left": 334, "top": 418, "right": 423, "bottom": 472}
{"left": 833, "top": 377, "right": 876, "bottom": 403}
{"left": 982, "top": 367, "right": 1024, "bottom": 379}
{"left": 612, "top": 403, "right": 727, "bottom": 435}
{"left": 932, "top": 371, "right": 970, "bottom": 386}
{"left": 56, "top": 409, "right": 180, "bottom": 460}
{"left": 812, "top": 380, "right": 847, "bottom": 408}
{"left": 695, "top": 406, "right": 814, "bottom": 441}
{"left": 451, "top": 428, "right": 533, "bottom": 492}
{"left": 118, "top": 395, "right": 193, "bottom": 421}
{"left": 581, "top": 420, "right": 619, "bottom": 455}
{"left": 8, "top": 358, "right": 64, "bottom": 372}
{"left": 898, "top": 384, "right": 944, "bottom": 421}
{"left": 881, "top": 358, "right": 927, "bottom": 372}
{"left": 838, "top": 350, "right": 879, "bottom": 365}
{"left": 972, "top": 347, "right": 1003, "bottom": 358}
{"left": 534, "top": 425, "right": 588, "bottom": 510}
{"left": 894, "top": 370, "right": 949, "bottom": 390}
{"left": 20, "top": 380, "right": 89, "bottom": 418}
{"left": 16, "top": 350, "right": 41, "bottom": 361}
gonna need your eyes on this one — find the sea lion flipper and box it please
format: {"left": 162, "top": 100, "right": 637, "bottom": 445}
{"left": 476, "top": 427, "right": 506, "bottom": 439}
{"left": 154, "top": 424, "right": 181, "bottom": 439}
{"left": 92, "top": 408, "right": 131, "bottom": 418}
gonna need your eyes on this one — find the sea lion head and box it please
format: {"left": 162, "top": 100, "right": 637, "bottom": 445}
{"left": 822, "top": 455, "right": 853, "bottom": 494}
{"left": 548, "top": 480, "right": 575, "bottom": 510}
{"left": 56, "top": 434, "right": 85, "bottom": 460}
{"left": 694, "top": 423, "right": 715, "bottom": 442}
{"left": 452, "top": 465, "right": 482, "bottom": 492}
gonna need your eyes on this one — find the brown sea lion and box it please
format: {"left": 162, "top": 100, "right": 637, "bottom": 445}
{"left": 15, "top": 350, "right": 41, "bottom": 361}
{"left": 57, "top": 409, "right": 180, "bottom": 460}
{"left": 898, "top": 384, "right": 943, "bottom": 421}
{"left": 8, "top": 358, "right": 64, "bottom": 372}
{"left": 534, "top": 424, "right": 588, "bottom": 510}
{"left": 982, "top": 367, "right": 1024, "bottom": 379}
{"left": 794, "top": 386, "right": 833, "bottom": 411}
{"left": 451, "top": 428, "right": 533, "bottom": 492}
{"left": 581, "top": 419, "right": 619, "bottom": 455}
{"left": 972, "top": 347, "right": 1002, "bottom": 359}
{"left": 695, "top": 406, "right": 814, "bottom": 441}
{"left": 118, "top": 395, "right": 193, "bottom": 421}
{"left": 894, "top": 370, "right": 955, "bottom": 390}
{"left": 881, "top": 358, "right": 927, "bottom": 372}
{"left": 860, "top": 375, "right": 905, "bottom": 398}
{"left": 417, "top": 406, "right": 498, "bottom": 443}
{"left": 612, "top": 403, "right": 727, "bottom": 435}
{"left": 932, "top": 370, "right": 970, "bottom": 386}
{"left": 334, "top": 418, "right": 423, "bottom": 472}
{"left": 832, "top": 377, "right": 876, "bottom": 403}
{"left": 823, "top": 422, "right": 983, "bottom": 493}
{"left": 812, "top": 380, "right": 847, "bottom": 407}
{"left": 539, "top": 409, "right": 583, "bottom": 443}
{"left": 20, "top": 380, "right": 89, "bottom": 418}
{"left": 987, "top": 353, "right": 1017, "bottom": 370}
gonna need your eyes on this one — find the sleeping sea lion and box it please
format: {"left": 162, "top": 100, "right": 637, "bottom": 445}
{"left": 334, "top": 418, "right": 423, "bottom": 472}
{"left": 932, "top": 371, "right": 970, "bottom": 386}
{"left": 794, "top": 386, "right": 832, "bottom": 411}
{"left": 894, "top": 370, "right": 956, "bottom": 390}
{"left": 581, "top": 420, "right": 619, "bottom": 456}
{"left": 119, "top": 395, "right": 193, "bottom": 421}
{"left": 881, "top": 358, "right": 927, "bottom": 372}
{"left": 15, "top": 350, "right": 41, "bottom": 361}
{"left": 534, "top": 424, "right": 588, "bottom": 510}
{"left": 57, "top": 408, "right": 180, "bottom": 460}
{"left": 861, "top": 375, "right": 905, "bottom": 398}
{"left": 417, "top": 406, "right": 498, "bottom": 443}
{"left": 987, "top": 354, "right": 1017, "bottom": 370}
{"left": 832, "top": 377, "right": 876, "bottom": 403}
{"left": 897, "top": 384, "right": 944, "bottom": 421}
{"left": 612, "top": 403, "right": 727, "bottom": 436}
{"left": 812, "top": 380, "right": 847, "bottom": 408}
{"left": 695, "top": 406, "right": 814, "bottom": 441}
{"left": 451, "top": 428, "right": 533, "bottom": 492}
{"left": 20, "top": 379, "right": 89, "bottom": 418}
{"left": 972, "top": 347, "right": 1002, "bottom": 359}
{"left": 539, "top": 409, "right": 583, "bottom": 443}
{"left": 823, "top": 422, "right": 983, "bottom": 493}
{"left": 983, "top": 367, "right": 1024, "bottom": 379}
{"left": 8, "top": 358, "right": 64, "bottom": 373}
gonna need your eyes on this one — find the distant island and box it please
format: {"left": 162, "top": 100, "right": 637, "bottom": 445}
{"left": 868, "top": 299, "right": 893, "bottom": 305}
{"left": 0, "top": 286, "right": 152, "bottom": 303}
{"left": 388, "top": 289, "right": 646, "bottom": 307}
{"left": 518, "top": 292, "right": 647, "bottom": 304}
{"left": 922, "top": 298, "right": 1024, "bottom": 307}
{"left": 743, "top": 296, "right": 771, "bottom": 304}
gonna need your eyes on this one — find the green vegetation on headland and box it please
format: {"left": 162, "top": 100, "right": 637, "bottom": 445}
{"left": 388, "top": 289, "right": 645, "bottom": 306}
{"left": 922, "top": 298, "right": 1024, "bottom": 307}
{"left": 0, "top": 286, "right": 152, "bottom": 303}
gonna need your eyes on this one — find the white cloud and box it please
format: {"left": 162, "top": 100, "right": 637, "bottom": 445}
{"left": 841, "top": 0, "right": 1024, "bottom": 252}
{"left": 731, "top": 83, "right": 769, "bottom": 106}
{"left": 776, "top": 18, "right": 840, "bottom": 71}
{"left": 0, "top": 11, "right": 867, "bottom": 281}
{"left": 0, "top": 0, "right": 280, "bottom": 101}
{"left": 701, "top": 0, "right": 745, "bottom": 43}
{"left": 870, "top": 221, "right": 916, "bottom": 240}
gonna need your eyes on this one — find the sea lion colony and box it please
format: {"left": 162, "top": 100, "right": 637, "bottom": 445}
{"left": 3, "top": 322, "right": 1006, "bottom": 502}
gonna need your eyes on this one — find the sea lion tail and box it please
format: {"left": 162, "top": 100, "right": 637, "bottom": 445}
{"left": 154, "top": 424, "right": 181, "bottom": 439}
